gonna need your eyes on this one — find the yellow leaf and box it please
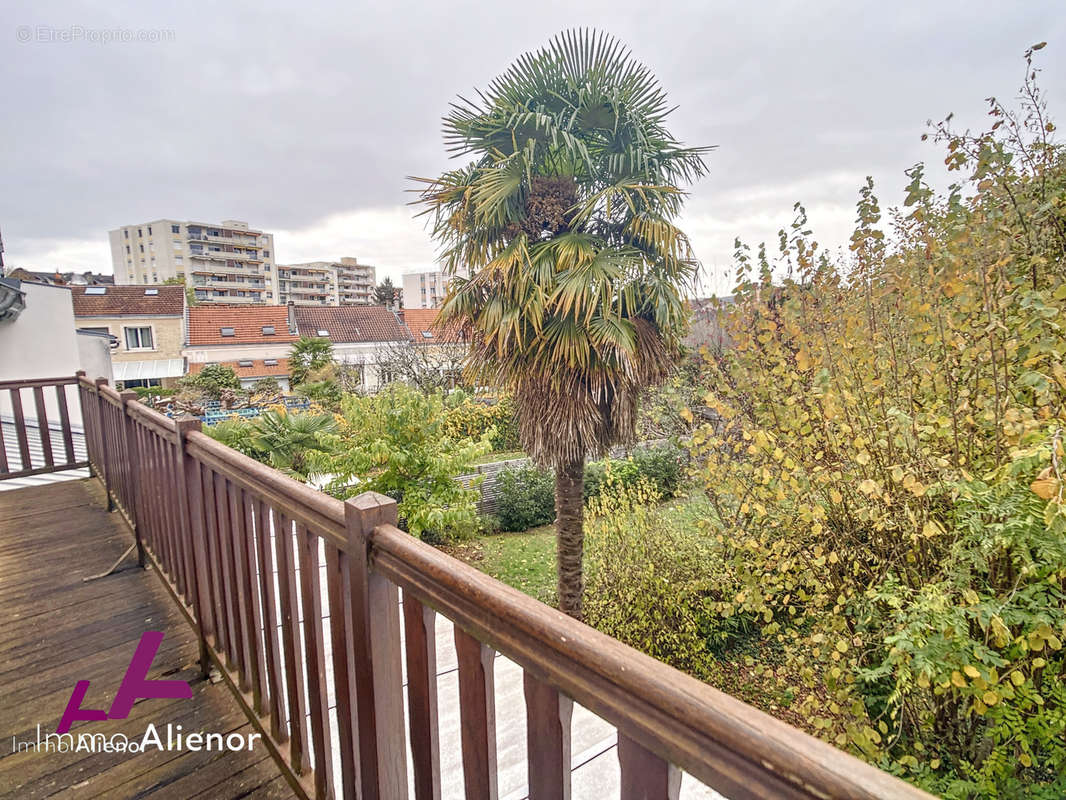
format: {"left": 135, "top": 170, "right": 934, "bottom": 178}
{"left": 835, "top": 639, "right": 848, "bottom": 653}
{"left": 856, "top": 451, "right": 871, "bottom": 466}
{"left": 963, "top": 665, "right": 980, "bottom": 679}
{"left": 857, "top": 479, "right": 879, "bottom": 495}
{"left": 890, "top": 465, "right": 904, "bottom": 483}
{"left": 982, "top": 690, "right": 999, "bottom": 706}
{"left": 830, "top": 489, "right": 843, "bottom": 504}
{"left": 1019, "top": 753, "right": 1032, "bottom": 767}
{"left": 951, "top": 671, "right": 966, "bottom": 688}
{"left": 680, "top": 407, "right": 694, "bottom": 424}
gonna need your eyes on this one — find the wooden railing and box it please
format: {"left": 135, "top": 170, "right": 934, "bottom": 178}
{"left": 0, "top": 375, "right": 86, "bottom": 480}
{"left": 75, "top": 374, "right": 933, "bottom": 800}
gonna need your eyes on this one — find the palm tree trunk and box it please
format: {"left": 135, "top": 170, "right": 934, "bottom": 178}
{"left": 554, "top": 456, "right": 585, "bottom": 620}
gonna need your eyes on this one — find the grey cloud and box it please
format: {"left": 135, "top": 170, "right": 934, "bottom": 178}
{"left": 2, "top": 0, "right": 1064, "bottom": 272}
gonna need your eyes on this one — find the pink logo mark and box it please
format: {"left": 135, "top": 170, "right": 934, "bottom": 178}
{"left": 57, "top": 631, "right": 192, "bottom": 734}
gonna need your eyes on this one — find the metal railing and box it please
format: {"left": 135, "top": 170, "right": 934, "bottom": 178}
{"left": 74, "top": 373, "right": 932, "bottom": 800}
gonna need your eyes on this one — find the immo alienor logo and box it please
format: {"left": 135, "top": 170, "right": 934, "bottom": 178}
{"left": 57, "top": 631, "right": 191, "bottom": 734}
{"left": 13, "top": 630, "right": 261, "bottom": 756}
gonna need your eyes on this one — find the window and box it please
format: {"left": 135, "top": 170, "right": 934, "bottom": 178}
{"left": 138, "top": 228, "right": 142, "bottom": 237}
{"left": 124, "top": 230, "right": 129, "bottom": 239}
{"left": 263, "top": 359, "right": 278, "bottom": 367}
{"left": 219, "top": 327, "right": 235, "bottom": 337}
{"left": 139, "top": 244, "right": 144, "bottom": 253}
{"left": 263, "top": 250, "right": 270, "bottom": 257}
{"left": 124, "top": 326, "right": 153, "bottom": 350}
{"left": 78, "top": 326, "right": 109, "bottom": 335}
{"left": 172, "top": 240, "right": 182, "bottom": 249}
{"left": 237, "top": 359, "right": 254, "bottom": 368}
{"left": 125, "top": 245, "right": 130, "bottom": 254}
{"left": 144, "top": 288, "right": 159, "bottom": 295}
{"left": 175, "top": 256, "right": 183, "bottom": 264}
{"left": 261, "top": 325, "right": 275, "bottom": 335}
{"left": 85, "top": 287, "right": 107, "bottom": 295}
{"left": 421, "top": 331, "right": 434, "bottom": 339}
{"left": 317, "top": 329, "right": 329, "bottom": 337}
{"left": 147, "top": 226, "right": 152, "bottom": 235}
{"left": 171, "top": 224, "right": 180, "bottom": 234}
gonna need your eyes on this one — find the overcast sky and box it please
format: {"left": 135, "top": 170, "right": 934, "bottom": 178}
{"left": 3, "top": 0, "right": 1063, "bottom": 294}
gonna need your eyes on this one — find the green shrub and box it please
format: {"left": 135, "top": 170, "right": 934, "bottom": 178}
{"left": 180, "top": 364, "right": 241, "bottom": 399}
{"left": 444, "top": 395, "right": 520, "bottom": 452}
{"left": 584, "top": 479, "right": 720, "bottom": 680}
{"left": 584, "top": 443, "right": 686, "bottom": 501}
{"left": 495, "top": 465, "right": 555, "bottom": 532}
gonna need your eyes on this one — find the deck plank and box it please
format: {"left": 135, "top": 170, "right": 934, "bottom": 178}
{"left": 0, "top": 479, "right": 298, "bottom": 800}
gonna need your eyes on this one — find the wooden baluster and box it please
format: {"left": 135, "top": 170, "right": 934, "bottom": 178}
{"left": 345, "top": 492, "right": 408, "bottom": 799}
{"left": 256, "top": 501, "right": 288, "bottom": 743}
{"left": 163, "top": 429, "right": 188, "bottom": 597}
{"left": 175, "top": 418, "right": 212, "bottom": 675}
{"left": 524, "top": 672, "right": 572, "bottom": 800}
{"left": 274, "top": 512, "right": 309, "bottom": 774}
{"left": 200, "top": 463, "right": 228, "bottom": 658}
{"left": 32, "top": 386, "right": 53, "bottom": 468}
{"left": 118, "top": 391, "right": 144, "bottom": 565}
{"left": 227, "top": 484, "right": 255, "bottom": 693}
{"left": 325, "top": 538, "right": 361, "bottom": 800}
{"left": 617, "top": 733, "right": 680, "bottom": 800}
{"left": 219, "top": 480, "right": 248, "bottom": 686}
{"left": 9, "top": 388, "right": 31, "bottom": 472}
{"left": 404, "top": 592, "right": 441, "bottom": 800}
{"left": 241, "top": 496, "right": 268, "bottom": 715}
{"left": 0, "top": 404, "right": 8, "bottom": 473}
{"left": 172, "top": 422, "right": 203, "bottom": 622}
{"left": 93, "top": 379, "right": 113, "bottom": 511}
{"left": 55, "top": 383, "right": 75, "bottom": 466}
{"left": 213, "top": 474, "right": 243, "bottom": 674}
{"left": 297, "top": 524, "right": 334, "bottom": 797}
{"left": 455, "top": 626, "right": 498, "bottom": 800}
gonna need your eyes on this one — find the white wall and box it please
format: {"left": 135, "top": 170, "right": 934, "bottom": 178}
{"left": 0, "top": 283, "right": 109, "bottom": 425}
{"left": 77, "top": 331, "right": 115, "bottom": 386}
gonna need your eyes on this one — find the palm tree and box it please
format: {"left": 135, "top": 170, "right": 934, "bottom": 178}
{"left": 415, "top": 30, "right": 709, "bottom": 619}
{"left": 289, "top": 336, "right": 335, "bottom": 386}
{"left": 249, "top": 410, "right": 336, "bottom": 480}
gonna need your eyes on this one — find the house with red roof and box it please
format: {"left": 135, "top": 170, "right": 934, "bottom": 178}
{"left": 71, "top": 284, "right": 187, "bottom": 388}
{"left": 291, "top": 304, "right": 410, "bottom": 391}
{"left": 183, "top": 305, "right": 298, "bottom": 390}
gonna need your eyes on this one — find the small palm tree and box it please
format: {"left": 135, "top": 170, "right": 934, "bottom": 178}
{"left": 249, "top": 410, "right": 336, "bottom": 479}
{"left": 416, "top": 30, "right": 709, "bottom": 619}
{"left": 289, "top": 336, "right": 335, "bottom": 386}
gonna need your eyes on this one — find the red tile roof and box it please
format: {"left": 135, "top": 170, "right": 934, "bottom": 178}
{"left": 72, "top": 285, "right": 185, "bottom": 316}
{"left": 188, "top": 358, "right": 291, "bottom": 378}
{"left": 187, "top": 305, "right": 297, "bottom": 346}
{"left": 399, "top": 308, "right": 465, "bottom": 343}
{"left": 293, "top": 305, "right": 409, "bottom": 343}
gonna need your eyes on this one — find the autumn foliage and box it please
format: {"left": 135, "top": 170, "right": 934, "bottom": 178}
{"left": 690, "top": 47, "right": 1065, "bottom": 796}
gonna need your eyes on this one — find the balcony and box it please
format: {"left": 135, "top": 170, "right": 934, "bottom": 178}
{"left": 0, "top": 374, "right": 932, "bottom": 800}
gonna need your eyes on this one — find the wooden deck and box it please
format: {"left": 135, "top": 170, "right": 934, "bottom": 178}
{"left": 0, "top": 479, "right": 297, "bottom": 800}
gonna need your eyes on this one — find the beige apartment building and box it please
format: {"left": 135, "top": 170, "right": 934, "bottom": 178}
{"left": 108, "top": 219, "right": 277, "bottom": 304}
{"left": 276, "top": 257, "right": 377, "bottom": 306}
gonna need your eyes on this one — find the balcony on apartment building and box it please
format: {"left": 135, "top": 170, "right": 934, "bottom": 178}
{"left": 0, "top": 374, "right": 932, "bottom": 800}
{"left": 186, "top": 229, "right": 262, "bottom": 246}
{"left": 189, "top": 249, "right": 262, "bottom": 264}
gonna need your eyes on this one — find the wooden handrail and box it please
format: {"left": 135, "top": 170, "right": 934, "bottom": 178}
{"left": 0, "top": 374, "right": 87, "bottom": 481}
{"left": 69, "top": 375, "right": 934, "bottom": 800}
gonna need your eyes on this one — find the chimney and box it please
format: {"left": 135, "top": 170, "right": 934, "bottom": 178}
{"left": 287, "top": 300, "right": 296, "bottom": 334}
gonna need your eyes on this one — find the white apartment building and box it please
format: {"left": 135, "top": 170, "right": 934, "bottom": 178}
{"left": 109, "top": 219, "right": 277, "bottom": 304}
{"left": 401, "top": 266, "right": 469, "bottom": 309}
{"left": 276, "top": 257, "right": 376, "bottom": 306}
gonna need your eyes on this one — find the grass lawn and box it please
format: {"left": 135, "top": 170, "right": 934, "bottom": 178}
{"left": 444, "top": 524, "right": 556, "bottom": 605}
{"left": 471, "top": 449, "right": 527, "bottom": 466}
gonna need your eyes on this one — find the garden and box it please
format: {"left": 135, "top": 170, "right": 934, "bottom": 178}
{"left": 189, "top": 39, "right": 1062, "bottom": 798}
